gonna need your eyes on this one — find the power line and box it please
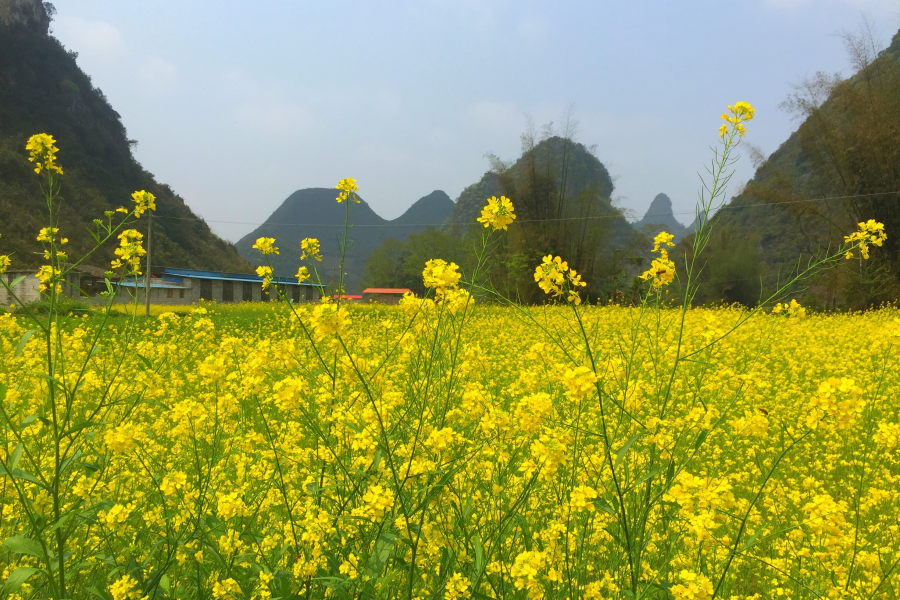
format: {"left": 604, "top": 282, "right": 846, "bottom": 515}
{"left": 150, "top": 189, "right": 900, "bottom": 230}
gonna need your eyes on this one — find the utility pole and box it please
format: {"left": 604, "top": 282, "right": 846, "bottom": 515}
{"left": 144, "top": 211, "right": 151, "bottom": 317}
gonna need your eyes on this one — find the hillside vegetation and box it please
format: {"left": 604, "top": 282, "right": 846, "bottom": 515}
{"left": 366, "top": 133, "right": 647, "bottom": 301}
{"left": 236, "top": 189, "right": 453, "bottom": 293}
{"left": 694, "top": 26, "right": 900, "bottom": 309}
{"left": 0, "top": 2, "right": 248, "bottom": 273}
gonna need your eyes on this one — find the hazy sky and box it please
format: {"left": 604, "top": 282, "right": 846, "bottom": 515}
{"left": 52, "top": 0, "right": 900, "bottom": 242}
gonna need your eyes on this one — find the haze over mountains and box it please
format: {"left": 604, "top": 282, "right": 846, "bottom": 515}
{"left": 0, "top": 0, "right": 691, "bottom": 295}
{"left": 236, "top": 189, "right": 454, "bottom": 293}
{"left": 10, "top": 0, "right": 895, "bottom": 309}
{"left": 634, "top": 193, "right": 690, "bottom": 243}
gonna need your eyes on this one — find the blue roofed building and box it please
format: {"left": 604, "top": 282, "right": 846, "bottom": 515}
{"left": 114, "top": 267, "right": 324, "bottom": 305}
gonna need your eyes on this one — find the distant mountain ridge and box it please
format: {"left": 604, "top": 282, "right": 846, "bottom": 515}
{"left": 236, "top": 189, "right": 453, "bottom": 292}
{"left": 634, "top": 193, "right": 690, "bottom": 242}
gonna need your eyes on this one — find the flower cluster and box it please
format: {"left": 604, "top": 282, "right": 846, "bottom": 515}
{"left": 300, "top": 237, "right": 322, "bottom": 261}
{"left": 111, "top": 229, "right": 146, "bottom": 273}
{"left": 806, "top": 377, "right": 864, "bottom": 430}
{"left": 639, "top": 231, "right": 677, "bottom": 290}
{"left": 670, "top": 570, "right": 715, "bottom": 600}
{"left": 423, "top": 259, "right": 461, "bottom": 294}
{"left": 256, "top": 265, "right": 274, "bottom": 290}
{"left": 36, "top": 226, "right": 62, "bottom": 243}
{"left": 444, "top": 573, "right": 471, "bottom": 600}
{"left": 252, "top": 237, "right": 279, "bottom": 256}
{"left": 36, "top": 226, "right": 69, "bottom": 261}
{"left": 132, "top": 190, "right": 156, "bottom": 218}
{"left": 772, "top": 298, "right": 806, "bottom": 318}
{"left": 534, "top": 255, "right": 587, "bottom": 304}
{"left": 844, "top": 219, "right": 887, "bottom": 260}
{"left": 26, "top": 133, "right": 63, "bottom": 175}
{"left": 109, "top": 575, "right": 140, "bottom": 600}
{"left": 718, "top": 101, "right": 755, "bottom": 139}
{"left": 477, "top": 195, "right": 517, "bottom": 231}
{"left": 357, "top": 484, "right": 394, "bottom": 520}
{"left": 308, "top": 299, "right": 350, "bottom": 341}
{"left": 35, "top": 264, "right": 61, "bottom": 293}
{"left": 336, "top": 178, "right": 360, "bottom": 203}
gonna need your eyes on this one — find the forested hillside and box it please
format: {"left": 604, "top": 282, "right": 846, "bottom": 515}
{"left": 367, "top": 133, "right": 647, "bottom": 301}
{"left": 0, "top": 0, "right": 248, "bottom": 272}
{"left": 687, "top": 27, "right": 900, "bottom": 309}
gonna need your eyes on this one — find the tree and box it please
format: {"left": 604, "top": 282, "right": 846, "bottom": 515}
{"left": 477, "top": 115, "right": 634, "bottom": 303}
{"left": 362, "top": 228, "right": 465, "bottom": 296}
{"left": 738, "top": 23, "right": 900, "bottom": 307}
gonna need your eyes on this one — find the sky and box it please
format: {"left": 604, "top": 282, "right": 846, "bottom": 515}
{"left": 51, "top": 0, "right": 900, "bottom": 243}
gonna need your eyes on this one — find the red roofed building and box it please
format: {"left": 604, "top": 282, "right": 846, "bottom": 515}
{"left": 332, "top": 294, "right": 363, "bottom": 302}
{"left": 362, "top": 288, "right": 412, "bottom": 305}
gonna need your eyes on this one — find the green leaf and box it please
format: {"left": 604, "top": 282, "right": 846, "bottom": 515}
{"left": 63, "top": 422, "right": 94, "bottom": 437}
{"left": 3, "top": 567, "right": 40, "bottom": 594}
{"left": 0, "top": 383, "right": 6, "bottom": 402}
{"left": 9, "top": 275, "right": 25, "bottom": 289}
{"left": 630, "top": 466, "right": 665, "bottom": 489}
{"left": 60, "top": 450, "right": 83, "bottom": 476}
{"left": 48, "top": 510, "right": 74, "bottom": 532}
{"left": 0, "top": 465, "right": 45, "bottom": 488}
{"left": 20, "top": 415, "right": 38, "bottom": 429}
{"left": 137, "top": 354, "right": 153, "bottom": 371}
{"left": 14, "top": 329, "right": 38, "bottom": 358}
{"left": 694, "top": 430, "right": 710, "bottom": 451}
{"left": 9, "top": 443, "right": 23, "bottom": 470}
{"left": 739, "top": 527, "right": 764, "bottom": 552}
{"left": 2, "top": 535, "right": 43, "bottom": 558}
{"left": 474, "top": 534, "right": 484, "bottom": 573}
{"left": 614, "top": 433, "right": 642, "bottom": 470}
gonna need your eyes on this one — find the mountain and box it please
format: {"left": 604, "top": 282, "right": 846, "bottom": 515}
{"left": 236, "top": 189, "right": 454, "bottom": 292}
{"left": 694, "top": 26, "right": 900, "bottom": 308}
{"left": 449, "top": 136, "right": 634, "bottom": 245}
{"left": 447, "top": 172, "right": 500, "bottom": 232}
{"left": 439, "top": 135, "right": 645, "bottom": 301}
{"left": 0, "top": 0, "right": 248, "bottom": 273}
{"left": 634, "top": 193, "right": 690, "bottom": 242}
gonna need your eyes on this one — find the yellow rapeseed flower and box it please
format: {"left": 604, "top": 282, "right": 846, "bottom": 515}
{"left": 534, "top": 255, "right": 587, "bottom": 304}
{"left": 336, "top": 178, "right": 360, "bottom": 203}
{"left": 640, "top": 233, "right": 677, "bottom": 290}
{"left": 35, "top": 264, "right": 61, "bottom": 293}
{"left": 26, "top": 133, "right": 63, "bottom": 175}
{"left": 300, "top": 237, "right": 322, "bottom": 261}
{"left": 111, "top": 229, "right": 146, "bottom": 273}
{"left": 423, "top": 259, "right": 461, "bottom": 293}
{"left": 252, "top": 237, "right": 280, "bottom": 256}
{"left": 132, "top": 190, "right": 156, "bottom": 218}
{"left": 844, "top": 219, "right": 887, "bottom": 260}
{"left": 719, "top": 101, "right": 755, "bottom": 139}
{"left": 651, "top": 231, "right": 675, "bottom": 252}
{"left": 477, "top": 196, "right": 517, "bottom": 231}
{"left": 256, "top": 265, "right": 274, "bottom": 290}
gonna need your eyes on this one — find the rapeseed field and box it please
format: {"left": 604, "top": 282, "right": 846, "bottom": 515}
{"left": 1, "top": 106, "right": 898, "bottom": 600}
{"left": 0, "top": 302, "right": 898, "bottom": 599}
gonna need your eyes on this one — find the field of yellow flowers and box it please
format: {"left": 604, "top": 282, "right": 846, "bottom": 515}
{"left": 3, "top": 106, "right": 898, "bottom": 600}
{"left": 0, "top": 302, "right": 898, "bottom": 600}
